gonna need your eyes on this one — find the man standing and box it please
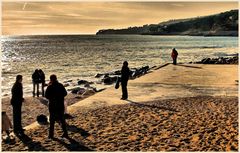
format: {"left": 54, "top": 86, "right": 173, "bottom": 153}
{"left": 121, "top": 61, "right": 130, "bottom": 100}
{"left": 45, "top": 74, "right": 69, "bottom": 139}
{"left": 32, "top": 69, "right": 40, "bottom": 97}
{"left": 38, "top": 69, "right": 45, "bottom": 97}
{"left": 171, "top": 48, "right": 178, "bottom": 65}
{"left": 11, "top": 75, "right": 25, "bottom": 135}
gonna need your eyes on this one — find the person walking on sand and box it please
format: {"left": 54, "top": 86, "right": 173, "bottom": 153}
{"left": 121, "top": 61, "right": 130, "bottom": 100}
{"left": 171, "top": 48, "right": 178, "bottom": 65}
{"left": 38, "top": 69, "right": 46, "bottom": 97}
{"left": 32, "top": 69, "right": 40, "bottom": 97}
{"left": 11, "top": 75, "right": 25, "bottom": 135}
{"left": 45, "top": 74, "right": 69, "bottom": 139}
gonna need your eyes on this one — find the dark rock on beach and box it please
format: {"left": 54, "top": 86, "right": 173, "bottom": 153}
{"left": 192, "top": 55, "right": 238, "bottom": 64}
{"left": 97, "top": 65, "right": 151, "bottom": 85}
{"left": 103, "top": 76, "right": 118, "bottom": 85}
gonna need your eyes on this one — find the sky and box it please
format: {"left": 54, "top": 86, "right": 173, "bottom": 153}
{"left": 2, "top": 1, "right": 238, "bottom": 35}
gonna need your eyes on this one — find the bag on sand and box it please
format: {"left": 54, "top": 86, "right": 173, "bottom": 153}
{"left": 115, "top": 77, "right": 121, "bottom": 89}
{"left": 37, "top": 114, "right": 48, "bottom": 125}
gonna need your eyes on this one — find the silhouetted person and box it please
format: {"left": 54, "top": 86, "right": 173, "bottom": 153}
{"left": 38, "top": 69, "right": 45, "bottom": 97}
{"left": 32, "top": 69, "right": 40, "bottom": 97}
{"left": 171, "top": 48, "right": 178, "bottom": 65}
{"left": 45, "top": 74, "right": 69, "bottom": 139}
{"left": 11, "top": 75, "right": 25, "bottom": 135}
{"left": 121, "top": 61, "right": 130, "bottom": 100}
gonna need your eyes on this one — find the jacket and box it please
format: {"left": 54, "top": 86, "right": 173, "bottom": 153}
{"left": 11, "top": 82, "right": 24, "bottom": 106}
{"left": 45, "top": 81, "right": 67, "bottom": 111}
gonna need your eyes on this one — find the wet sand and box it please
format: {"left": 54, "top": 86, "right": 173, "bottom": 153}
{"left": 2, "top": 96, "right": 238, "bottom": 151}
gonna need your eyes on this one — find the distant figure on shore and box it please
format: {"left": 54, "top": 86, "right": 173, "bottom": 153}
{"left": 171, "top": 48, "right": 178, "bottom": 65}
{"left": 45, "top": 74, "right": 69, "bottom": 139}
{"left": 11, "top": 75, "right": 25, "bottom": 135}
{"left": 38, "top": 69, "right": 46, "bottom": 97}
{"left": 121, "top": 61, "right": 130, "bottom": 100}
{"left": 2, "top": 111, "right": 12, "bottom": 138}
{"left": 32, "top": 69, "right": 40, "bottom": 97}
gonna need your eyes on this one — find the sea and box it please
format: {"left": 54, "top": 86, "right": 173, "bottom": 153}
{"left": 1, "top": 35, "right": 238, "bottom": 98}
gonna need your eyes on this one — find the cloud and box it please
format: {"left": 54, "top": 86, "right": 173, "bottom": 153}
{"left": 2, "top": 1, "right": 238, "bottom": 35}
{"left": 170, "top": 3, "right": 185, "bottom": 7}
{"left": 22, "top": 2, "right": 27, "bottom": 10}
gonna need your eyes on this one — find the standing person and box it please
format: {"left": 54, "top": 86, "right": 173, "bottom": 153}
{"left": 38, "top": 69, "right": 45, "bottom": 97}
{"left": 121, "top": 61, "right": 130, "bottom": 100}
{"left": 32, "top": 69, "right": 40, "bottom": 97}
{"left": 11, "top": 75, "right": 25, "bottom": 135}
{"left": 171, "top": 48, "right": 178, "bottom": 65}
{"left": 45, "top": 74, "right": 69, "bottom": 139}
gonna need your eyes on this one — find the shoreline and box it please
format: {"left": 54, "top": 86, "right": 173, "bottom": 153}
{"left": 1, "top": 62, "right": 238, "bottom": 151}
{"left": 1, "top": 60, "right": 238, "bottom": 128}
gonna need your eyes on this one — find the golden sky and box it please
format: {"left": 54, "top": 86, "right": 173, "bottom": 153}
{"left": 2, "top": 1, "right": 238, "bottom": 35}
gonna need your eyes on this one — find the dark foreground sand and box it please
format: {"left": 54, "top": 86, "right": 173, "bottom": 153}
{"left": 1, "top": 96, "right": 238, "bottom": 151}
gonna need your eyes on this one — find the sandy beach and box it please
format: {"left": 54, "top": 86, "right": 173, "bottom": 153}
{"left": 1, "top": 64, "right": 238, "bottom": 151}
{"left": 1, "top": 93, "right": 94, "bottom": 128}
{"left": 2, "top": 96, "right": 238, "bottom": 151}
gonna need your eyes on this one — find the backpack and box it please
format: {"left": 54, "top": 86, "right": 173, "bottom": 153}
{"left": 37, "top": 114, "right": 48, "bottom": 125}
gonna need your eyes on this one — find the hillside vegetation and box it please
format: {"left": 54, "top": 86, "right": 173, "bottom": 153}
{"left": 96, "top": 10, "right": 238, "bottom": 36}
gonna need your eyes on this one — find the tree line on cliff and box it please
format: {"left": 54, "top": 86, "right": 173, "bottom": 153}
{"left": 96, "top": 10, "right": 238, "bottom": 36}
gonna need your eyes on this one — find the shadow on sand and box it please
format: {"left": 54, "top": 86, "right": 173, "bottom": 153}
{"left": 67, "top": 124, "right": 90, "bottom": 138}
{"left": 176, "top": 64, "right": 202, "bottom": 69}
{"left": 126, "top": 99, "right": 178, "bottom": 112}
{"left": 15, "top": 133, "right": 48, "bottom": 151}
{"left": 53, "top": 137, "right": 93, "bottom": 151}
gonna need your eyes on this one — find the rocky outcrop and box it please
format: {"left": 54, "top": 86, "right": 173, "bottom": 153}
{"left": 191, "top": 54, "right": 238, "bottom": 64}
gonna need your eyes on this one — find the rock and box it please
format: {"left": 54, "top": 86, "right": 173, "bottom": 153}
{"left": 82, "top": 89, "right": 95, "bottom": 96}
{"left": 194, "top": 55, "right": 238, "bottom": 64}
{"left": 95, "top": 73, "right": 104, "bottom": 78}
{"left": 63, "top": 83, "right": 70, "bottom": 87}
{"left": 69, "top": 87, "right": 82, "bottom": 94}
{"left": 103, "top": 76, "right": 118, "bottom": 85}
{"left": 113, "top": 70, "right": 121, "bottom": 75}
{"left": 77, "top": 88, "right": 86, "bottom": 95}
{"left": 202, "top": 58, "right": 211, "bottom": 64}
{"left": 63, "top": 80, "right": 73, "bottom": 83}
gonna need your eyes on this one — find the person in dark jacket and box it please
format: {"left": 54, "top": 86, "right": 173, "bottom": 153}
{"left": 32, "top": 69, "right": 40, "bottom": 97}
{"left": 171, "top": 48, "right": 178, "bottom": 65}
{"left": 121, "top": 61, "right": 130, "bottom": 100}
{"left": 11, "top": 75, "right": 25, "bottom": 135}
{"left": 38, "top": 69, "right": 45, "bottom": 97}
{"left": 45, "top": 74, "right": 69, "bottom": 139}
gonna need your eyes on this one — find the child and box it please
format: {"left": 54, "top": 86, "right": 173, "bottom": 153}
{"left": 2, "top": 111, "right": 12, "bottom": 138}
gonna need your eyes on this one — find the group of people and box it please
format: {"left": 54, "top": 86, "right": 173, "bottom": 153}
{"left": 3, "top": 48, "right": 178, "bottom": 140}
{"left": 3, "top": 73, "right": 69, "bottom": 139}
{"left": 32, "top": 69, "right": 45, "bottom": 97}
